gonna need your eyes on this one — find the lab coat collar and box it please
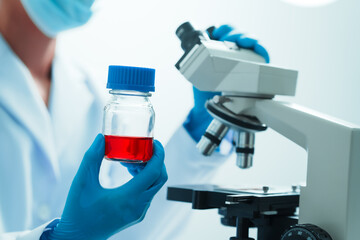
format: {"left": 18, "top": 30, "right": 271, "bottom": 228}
{"left": 0, "top": 34, "right": 59, "bottom": 179}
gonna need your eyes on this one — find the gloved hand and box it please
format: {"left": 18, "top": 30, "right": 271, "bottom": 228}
{"left": 183, "top": 24, "right": 270, "bottom": 142}
{"left": 210, "top": 25, "right": 270, "bottom": 63}
{"left": 46, "top": 134, "right": 167, "bottom": 240}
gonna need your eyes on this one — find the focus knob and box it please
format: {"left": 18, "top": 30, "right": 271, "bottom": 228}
{"left": 281, "top": 224, "right": 333, "bottom": 240}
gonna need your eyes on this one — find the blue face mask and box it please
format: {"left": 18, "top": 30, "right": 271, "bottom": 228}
{"left": 20, "top": 0, "right": 95, "bottom": 37}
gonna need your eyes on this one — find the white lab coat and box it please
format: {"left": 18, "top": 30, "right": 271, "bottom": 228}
{"left": 0, "top": 34, "right": 230, "bottom": 240}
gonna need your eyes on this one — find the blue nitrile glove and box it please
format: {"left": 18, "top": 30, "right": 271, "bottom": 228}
{"left": 183, "top": 87, "right": 217, "bottom": 143}
{"left": 211, "top": 25, "right": 270, "bottom": 63}
{"left": 121, "top": 162, "right": 146, "bottom": 176}
{"left": 46, "top": 134, "right": 167, "bottom": 240}
{"left": 183, "top": 24, "right": 270, "bottom": 142}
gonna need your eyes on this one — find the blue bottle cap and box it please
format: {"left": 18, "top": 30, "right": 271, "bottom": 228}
{"left": 107, "top": 65, "right": 155, "bottom": 92}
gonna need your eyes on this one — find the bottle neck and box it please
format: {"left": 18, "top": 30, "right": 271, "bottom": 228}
{"left": 109, "top": 89, "right": 152, "bottom": 97}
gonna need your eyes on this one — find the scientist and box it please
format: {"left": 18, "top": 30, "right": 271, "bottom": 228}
{"left": 0, "top": 0, "right": 269, "bottom": 239}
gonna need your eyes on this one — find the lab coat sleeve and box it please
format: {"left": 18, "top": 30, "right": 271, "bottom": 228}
{"left": 0, "top": 221, "right": 50, "bottom": 240}
{"left": 114, "top": 125, "right": 231, "bottom": 239}
{"left": 164, "top": 125, "right": 231, "bottom": 184}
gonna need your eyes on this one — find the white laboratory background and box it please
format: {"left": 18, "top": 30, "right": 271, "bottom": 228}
{"left": 57, "top": 0, "right": 360, "bottom": 239}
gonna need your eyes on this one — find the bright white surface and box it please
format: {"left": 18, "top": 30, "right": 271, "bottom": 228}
{"left": 57, "top": 0, "right": 360, "bottom": 239}
{"left": 282, "top": 0, "right": 337, "bottom": 7}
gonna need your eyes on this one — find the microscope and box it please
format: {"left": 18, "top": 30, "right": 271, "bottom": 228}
{"left": 167, "top": 22, "right": 360, "bottom": 240}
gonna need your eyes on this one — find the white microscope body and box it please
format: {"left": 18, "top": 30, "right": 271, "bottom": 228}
{"left": 176, "top": 23, "right": 360, "bottom": 239}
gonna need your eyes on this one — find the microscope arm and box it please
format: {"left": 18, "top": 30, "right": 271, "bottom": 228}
{"left": 244, "top": 100, "right": 360, "bottom": 240}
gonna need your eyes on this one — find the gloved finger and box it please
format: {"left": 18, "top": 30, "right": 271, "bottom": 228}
{"left": 212, "top": 25, "right": 234, "bottom": 40}
{"left": 141, "top": 165, "right": 168, "bottom": 200}
{"left": 146, "top": 164, "right": 167, "bottom": 191}
{"left": 254, "top": 44, "right": 270, "bottom": 63}
{"left": 77, "top": 134, "right": 105, "bottom": 182}
{"left": 220, "top": 33, "right": 243, "bottom": 43}
{"left": 121, "top": 162, "right": 146, "bottom": 176}
{"left": 69, "top": 134, "right": 104, "bottom": 201}
{"left": 118, "top": 140, "right": 165, "bottom": 193}
{"left": 136, "top": 168, "right": 167, "bottom": 204}
{"left": 236, "top": 37, "right": 258, "bottom": 49}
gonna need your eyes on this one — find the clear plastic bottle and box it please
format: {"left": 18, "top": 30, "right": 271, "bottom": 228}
{"left": 103, "top": 65, "right": 155, "bottom": 163}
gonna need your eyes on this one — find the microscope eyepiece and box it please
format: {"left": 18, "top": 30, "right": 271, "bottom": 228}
{"left": 176, "top": 22, "right": 205, "bottom": 52}
{"left": 175, "top": 22, "right": 195, "bottom": 39}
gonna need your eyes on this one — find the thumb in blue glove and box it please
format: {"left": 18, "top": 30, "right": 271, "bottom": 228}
{"left": 46, "top": 134, "right": 167, "bottom": 240}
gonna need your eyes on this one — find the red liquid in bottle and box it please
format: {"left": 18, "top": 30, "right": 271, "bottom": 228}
{"left": 104, "top": 135, "right": 153, "bottom": 162}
